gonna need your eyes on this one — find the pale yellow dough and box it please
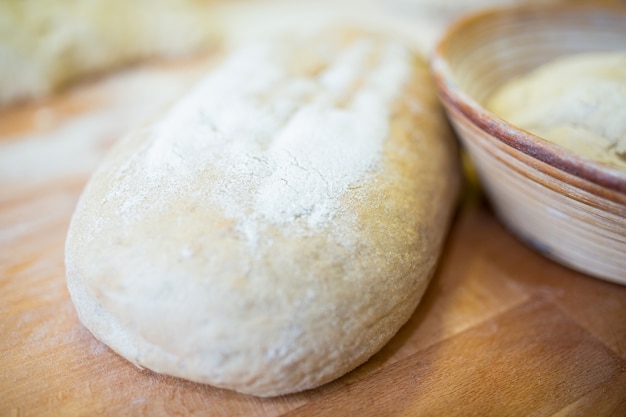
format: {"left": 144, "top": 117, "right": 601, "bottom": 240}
{"left": 0, "top": 0, "right": 219, "bottom": 106}
{"left": 65, "top": 31, "right": 460, "bottom": 397}
{"left": 487, "top": 52, "right": 626, "bottom": 170}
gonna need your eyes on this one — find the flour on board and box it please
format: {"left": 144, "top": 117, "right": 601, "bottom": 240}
{"left": 0, "top": 64, "right": 207, "bottom": 182}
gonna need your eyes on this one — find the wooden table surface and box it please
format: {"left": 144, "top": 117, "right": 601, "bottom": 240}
{"left": 1, "top": 59, "right": 625, "bottom": 417}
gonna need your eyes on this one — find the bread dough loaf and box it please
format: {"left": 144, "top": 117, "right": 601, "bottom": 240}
{"left": 0, "top": 0, "right": 219, "bottom": 106}
{"left": 487, "top": 52, "right": 626, "bottom": 170}
{"left": 65, "top": 31, "right": 460, "bottom": 397}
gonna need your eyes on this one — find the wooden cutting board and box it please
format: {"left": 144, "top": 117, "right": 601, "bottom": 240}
{"left": 1, "top": 59, "right": 625, "bottom": 417}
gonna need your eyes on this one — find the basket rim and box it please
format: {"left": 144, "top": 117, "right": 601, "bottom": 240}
{"left": 430, "top": 3, "right": 626, "bottom": 199}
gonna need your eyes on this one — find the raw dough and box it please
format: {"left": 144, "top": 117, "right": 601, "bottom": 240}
{"left": 0, "top": 0, "right": 219, "bottom": 106}
{"left": 65, "top": 31, "right": 460, "bottom": 397}
{"left": 487, "top": 52, "right": 626, "bottom": 170}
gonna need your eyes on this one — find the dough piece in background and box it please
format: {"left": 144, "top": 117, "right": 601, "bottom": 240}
{"left": 0, "top": 0, "right": 220, "bottom": 107}
{"left": 65, "top": 30, "right": 460, "bottom": 397}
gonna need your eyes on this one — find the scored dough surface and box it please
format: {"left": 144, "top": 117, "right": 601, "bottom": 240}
{"left": 65, "top": 31, "right": 460, "bottom": 397}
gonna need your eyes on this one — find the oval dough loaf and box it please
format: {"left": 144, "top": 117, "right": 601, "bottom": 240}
{"left": 65, "top": 30, "right": 460, "bottom": 397}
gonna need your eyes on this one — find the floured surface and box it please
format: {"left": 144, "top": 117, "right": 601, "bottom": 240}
{"left": 0, "top": 58, "right": 215, "bottom": 185}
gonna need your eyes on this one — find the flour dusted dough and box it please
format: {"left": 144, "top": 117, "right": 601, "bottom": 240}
{"left": 65, "top": 31, "right": 459, "bottom": 397}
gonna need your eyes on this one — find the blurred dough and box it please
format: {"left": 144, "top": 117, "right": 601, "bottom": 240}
{"left": 0, "top": 0, "right": 219, "bottom": 106}
{"left": 487, "top": 52, "right": 626, "bottom": 170}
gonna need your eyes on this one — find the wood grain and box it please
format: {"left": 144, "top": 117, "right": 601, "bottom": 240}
{"left": 1, "top": 61, "right": 626, "bottom": 417}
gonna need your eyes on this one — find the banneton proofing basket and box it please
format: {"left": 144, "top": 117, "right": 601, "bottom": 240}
{"left": 431, "top": 4, "right": 626, "bottom": 284}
